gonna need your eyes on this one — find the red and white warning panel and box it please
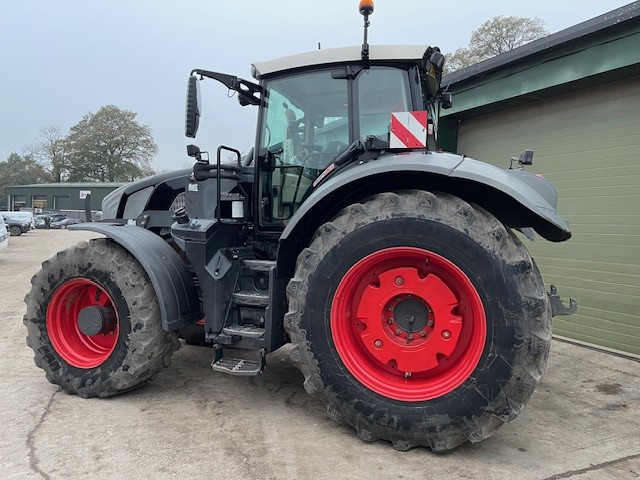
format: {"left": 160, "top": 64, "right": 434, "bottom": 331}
{"left": 390, "top": 111, "right": 429, "bottom": 149}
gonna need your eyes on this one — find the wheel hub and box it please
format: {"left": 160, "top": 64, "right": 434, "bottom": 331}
{"left": 78, "top": 306, "right": 117, "bottom": 336}
{"left": 389, "top": 296, "right": 430, "bottom": 333}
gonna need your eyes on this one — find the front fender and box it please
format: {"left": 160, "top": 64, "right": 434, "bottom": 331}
{"left": 69, "top": 223, "right": 200, "bottom": 331}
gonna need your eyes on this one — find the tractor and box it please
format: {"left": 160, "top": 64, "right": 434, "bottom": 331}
{"left": 24, "top": 1, "right": 576, "bottom": 452}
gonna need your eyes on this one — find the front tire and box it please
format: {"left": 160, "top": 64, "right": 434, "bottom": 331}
{"left": 285, "top": 191, "right": 551, "bottom": 451}
{"left": 24, "top": 238, "right": 180, "bottom": 398}
{"left": 9, "top": 225, "right": 21, "bottom": 236}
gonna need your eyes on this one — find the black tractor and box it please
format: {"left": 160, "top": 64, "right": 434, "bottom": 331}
{"left": 24, "top": 2, "right": 576, "bottom": 452}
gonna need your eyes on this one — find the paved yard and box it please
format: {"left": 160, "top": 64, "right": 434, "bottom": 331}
{"left": 1, "top": 230, "right": 639, "bottom": 479}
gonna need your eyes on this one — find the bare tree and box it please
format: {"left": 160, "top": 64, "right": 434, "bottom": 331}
{"left": 445, "top": 16, "right": 549, "bottom": 75}
{"left": 26, "top": 126, "right": 70, "bottom": 182}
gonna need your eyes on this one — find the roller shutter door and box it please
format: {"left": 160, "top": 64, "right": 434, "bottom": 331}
{"left": 455, "top": 75, "right": 640, "bottom": 356}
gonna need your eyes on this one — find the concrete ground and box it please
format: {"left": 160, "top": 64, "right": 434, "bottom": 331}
{"left": 1, "top": 229, "right": 639, "bottom": 480}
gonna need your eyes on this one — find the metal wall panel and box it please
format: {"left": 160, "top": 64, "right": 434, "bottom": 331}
{"left": 456, "top": 76, "right": 640, "bottom": 356}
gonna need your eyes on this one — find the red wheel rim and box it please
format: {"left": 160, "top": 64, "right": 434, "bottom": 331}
{"left": 331, "top": 247, "right": 486, "bottom": 401}
{"left": 46, "top": 278, "right": 119, "bottom": 369}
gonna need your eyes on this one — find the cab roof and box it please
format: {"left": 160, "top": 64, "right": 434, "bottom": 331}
{"left": 251, "top": 44, "right": 429, "bottom": 79}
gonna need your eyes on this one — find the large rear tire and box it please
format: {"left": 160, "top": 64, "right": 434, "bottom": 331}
{"left": 24, "top": 238, "right": 180, "bottom": 398}
{"left": 285, "top": 191, "right": 551, "bottom": 451}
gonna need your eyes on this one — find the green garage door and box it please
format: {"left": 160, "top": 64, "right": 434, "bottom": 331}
{"left": 455, "top": 75, "right": 640, "bottom": 357}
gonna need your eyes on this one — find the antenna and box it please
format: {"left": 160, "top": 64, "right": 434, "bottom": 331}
{"left": 359, "top": 0, "right": 374, "bottom": 64}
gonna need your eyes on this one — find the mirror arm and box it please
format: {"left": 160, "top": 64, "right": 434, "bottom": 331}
{"left": 191, "top": 69, "right": 262, "bottom": 105}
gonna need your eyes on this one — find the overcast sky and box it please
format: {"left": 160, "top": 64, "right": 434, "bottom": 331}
{"left": 0, "top": 1, "right": 632, "bottom": 172}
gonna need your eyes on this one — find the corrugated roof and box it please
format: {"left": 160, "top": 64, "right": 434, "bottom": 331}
{"left": 444, "top": 1, "right": 640, "bottom": 86}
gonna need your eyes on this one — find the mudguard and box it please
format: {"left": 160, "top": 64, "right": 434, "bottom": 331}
{"left": 281, "top": 150, "right": 571, "bottom": 243}
{"left": 69, "top": 223, "right": 200, "bottom": 331}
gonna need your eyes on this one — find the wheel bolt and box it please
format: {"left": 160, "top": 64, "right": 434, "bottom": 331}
{"left": 395, "top": 297, "right": 401, "bottom": 302}
{"left": 408, "top": 333, "right": 414, "bottom": 340}
{"left": 374, "top": 340, "right": 383, "bottom": 348}
{"left": 420, "top": 331, "right": 426, "bottom": 337}
{"left": 442, "top": 330, "right": 451, "bottom": 339}
{"left": 387, "top": 318, "right": 394, "bottom": 325}
{"left": 405, "top": 372, "right": 412, "bottom": 378}
{"left": 395, "top": 329, "right": 401, "bottom": 336}
{"left": 387, "top": 306, "right": 393, "bottom": 311}
{"left": 394, "top": 276, "right": 404, "bottom": 286}
{"left": 427, "top": 319, "right": 434, "bottom": 327}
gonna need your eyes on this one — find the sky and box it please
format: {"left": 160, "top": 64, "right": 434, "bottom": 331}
{"left": 0, "top": 1, "right": 632, "bottom": 172}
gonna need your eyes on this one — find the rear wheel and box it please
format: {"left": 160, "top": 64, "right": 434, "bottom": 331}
{"left": 285, "top": 191, "right": 551, "bottom": 451}
{"left": 24, "top": 238, "right": 180, "bottom": 398}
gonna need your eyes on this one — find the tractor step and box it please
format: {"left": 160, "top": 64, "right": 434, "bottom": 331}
{"left": 222, "top": 324, "right": 264, "bottom": 338}
{"left": 233, "top": 291, "right": 269, "bottom": 307}
{"left": 210, "top": 346, "right": 265, "bottom": 376}
{"left": 244, "top": 259, "right": 276, "bottom": 272}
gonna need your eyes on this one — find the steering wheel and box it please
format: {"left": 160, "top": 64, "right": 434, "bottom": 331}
{"left": 301, "top": 143, "right": 323, "bottom": 153}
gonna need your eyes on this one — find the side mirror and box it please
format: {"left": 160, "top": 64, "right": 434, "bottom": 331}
{"left": 428, "top": 51, "right": 445, "bottom": 73}
{"left": 185, "top": 75, "right": 201, "bottom": 138}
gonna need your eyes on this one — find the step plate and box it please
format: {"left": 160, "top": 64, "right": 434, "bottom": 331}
{"left": 222, "top": 325, "right": 265, "bottom": 338}
{"left": 233, "top": 291, "right": 269, "bottom": 307}
{"left": 244, "top": 259, "right": 276, "bottom": 272}
{"left": 211, "top": 357, "right": 263, "bottom": 376}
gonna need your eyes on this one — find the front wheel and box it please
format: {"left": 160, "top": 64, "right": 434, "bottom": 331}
{"left": 24, "top": 238, "right": 180, "bottom": 398}
{"left": 9, "top": 225, "right": 21, "bottom": 236}
{"left": 285, "top": 191, "right": 551, "bottom": 451}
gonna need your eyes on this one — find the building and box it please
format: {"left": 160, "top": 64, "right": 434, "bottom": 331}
{"left": 439, "top": 3, "right": 640, "bottom": 356}
{"left": 6, "top": 182, "right": 124, "bottom": 214}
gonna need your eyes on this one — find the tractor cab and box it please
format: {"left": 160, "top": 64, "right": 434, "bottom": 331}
{"left": 254, "top": 52, "right": 442, "bottom": 226}
{"left": 185, "top": 43, "right": 449, "bottom": 228}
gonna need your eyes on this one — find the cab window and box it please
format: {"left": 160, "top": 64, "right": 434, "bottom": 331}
{"left": 259, "top": 71, "right": 349, "bottom": 226}
{"left": 358, "top": 67, "right": 411, "bottom": 141}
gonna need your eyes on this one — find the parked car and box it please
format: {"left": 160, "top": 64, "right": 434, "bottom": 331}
{"left": 0, "top": 216, "right": 9, "bottom": 252}
{"left": 1, "top": 214, "right": 31, "bottom": 236}
{"left": 50, "top": 218, "right": 83, "bottom": 229}
{"left": 35, "top": 213, "right": 66, "bottom": 229}
{"left": 4, "top": 211, "right": 34, "bottom": 229}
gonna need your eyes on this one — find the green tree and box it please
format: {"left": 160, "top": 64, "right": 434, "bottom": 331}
{"left": 65, "top": 105, "right": 157, "bottom": 182}
{"left": 0, "top": 153, "right": 52, "bottom": 208}
{"left": 445, "top": 16, "right": 549, "bottom": 75}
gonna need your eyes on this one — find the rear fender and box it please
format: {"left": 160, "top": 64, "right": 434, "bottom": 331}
{"left": 69, "top": 223, "right": 200, "bottom": 331}
{"left": 277, "top": 150, "right": 571, "bottom": 277}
